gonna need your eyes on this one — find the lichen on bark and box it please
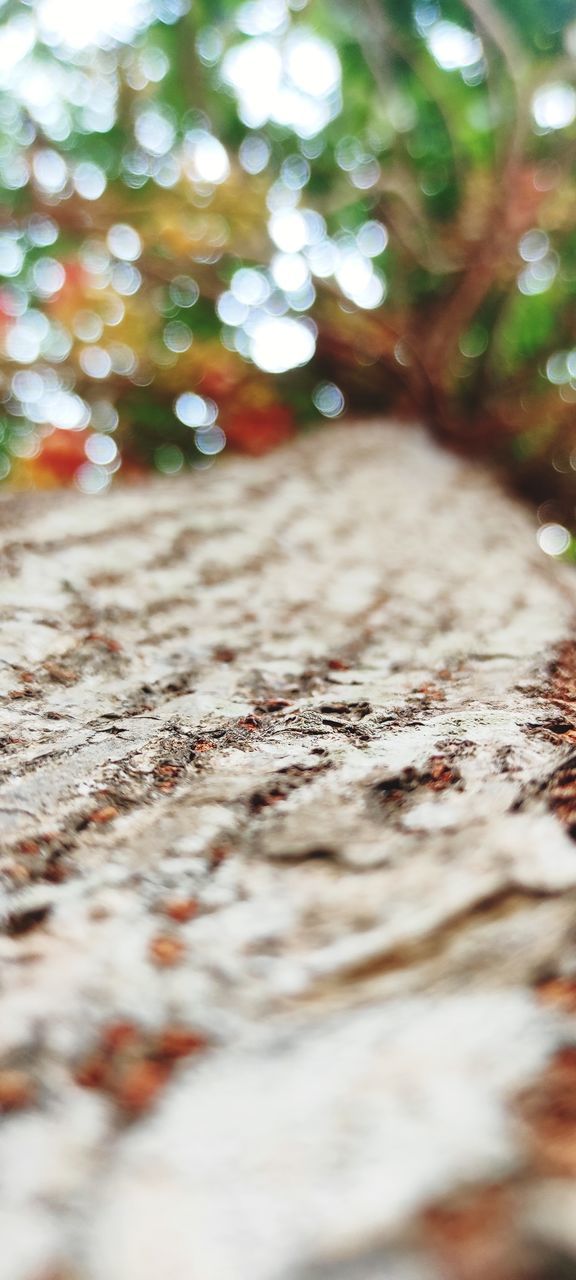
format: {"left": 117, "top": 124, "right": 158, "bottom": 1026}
{"left": 1, "top": 422, "right": 576, "bottom": 1280}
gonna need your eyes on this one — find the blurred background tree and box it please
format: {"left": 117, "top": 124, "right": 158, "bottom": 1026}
{"left": 0, "top": 0, "right": 575, "bottom": 549}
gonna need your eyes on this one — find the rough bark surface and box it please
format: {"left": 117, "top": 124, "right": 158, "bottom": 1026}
{"left": 1, "top": 421, "right": 576, "bottom": 1280}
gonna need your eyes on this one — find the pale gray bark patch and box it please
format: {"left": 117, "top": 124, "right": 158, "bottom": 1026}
{"left": 0, "top": 422, "right": 576, "bottom": 1279}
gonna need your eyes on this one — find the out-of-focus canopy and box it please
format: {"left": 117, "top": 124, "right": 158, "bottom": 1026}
{"left": 0, "top": 0, "right": 575, "bottom": 548}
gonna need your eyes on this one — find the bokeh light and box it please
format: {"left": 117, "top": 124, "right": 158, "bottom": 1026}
{"left": 0, "top": 0, "right": 569, "bottom": 541}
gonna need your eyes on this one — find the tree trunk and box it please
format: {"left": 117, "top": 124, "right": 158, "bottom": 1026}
{"left": 1, "top": 421, "right": 576, "bottom": 1280}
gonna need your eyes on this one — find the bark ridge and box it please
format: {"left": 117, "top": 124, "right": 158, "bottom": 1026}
{"left": 1, "top": 422, "right": 576, "bottom": 1279}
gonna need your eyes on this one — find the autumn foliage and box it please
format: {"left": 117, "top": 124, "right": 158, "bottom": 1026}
{"left": 0, "top": 0, "right": 575, "bottom": 540}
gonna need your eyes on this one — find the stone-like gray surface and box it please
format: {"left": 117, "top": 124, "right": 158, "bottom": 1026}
{"left": 0, "top": 422, "right": 576, "bottom": 1279}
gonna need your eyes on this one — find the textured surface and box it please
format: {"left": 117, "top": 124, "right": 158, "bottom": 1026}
{"left": 1, "top": 422, "right": 576, "bottom": 1279}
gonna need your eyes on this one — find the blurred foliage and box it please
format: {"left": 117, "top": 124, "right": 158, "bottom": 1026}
{"left": 0, "top": 0, "right": 576, "bottom": 544}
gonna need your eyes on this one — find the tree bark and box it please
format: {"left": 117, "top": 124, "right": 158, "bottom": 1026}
{"left": 1, "top": 421, "right": 576, "bottom": 1280}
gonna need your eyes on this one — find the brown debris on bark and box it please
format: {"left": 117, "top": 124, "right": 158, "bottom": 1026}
{"left": 1, "top": 422, "right": 576, "bottom": 1279}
